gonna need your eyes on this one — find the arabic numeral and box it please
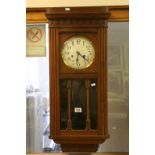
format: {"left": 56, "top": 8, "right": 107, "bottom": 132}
{"left": 68, "top": 57, "right": 71, "bottom": 61}
{"left": 77, "top": 39, "right": 81, "bottom": 45}
{"left": 72, "top": 41, "right": 74, "bottom": 46}
{"left": 65, "top": 51, "right": 69, "bottom": 55}
{"left": 67, "top": 46, "right": 71, "bottom": 50}
{"left": 83, "top": 41, "right": 85, "bottom": 46}
{"left": 86, "top": 46, "right": 91, "bottom": 50}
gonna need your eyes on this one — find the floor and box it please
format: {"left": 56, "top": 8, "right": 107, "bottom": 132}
{"left": 27, "top": 153, "right": 129, "bottom": 155}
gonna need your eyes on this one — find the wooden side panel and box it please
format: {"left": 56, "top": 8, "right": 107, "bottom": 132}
{"left": 109, "top": 6, "right": 129, "bottom": 22}
{"left": 26, "top": 11, "right": 48, "bottom": 23}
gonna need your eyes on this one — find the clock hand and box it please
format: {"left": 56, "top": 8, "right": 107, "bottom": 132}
{"left": 77, "top": 51, "right": 89, "bottom": 62}
{"left": 77, "top": 51, "right": 85, "bottom": 61}
{"left": 82, "top": 55, "right": 89, "bottom": 62}
{"left": 77, "top": 51, "right": 83, "bottom": 57}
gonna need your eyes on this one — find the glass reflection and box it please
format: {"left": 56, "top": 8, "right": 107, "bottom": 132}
{"left": 71, "top": 80, "right": 86, "bottom": 130}
{"left": 90, "top": 80, "right": 97, "bottom": 129}
{"left": 60, "top": 79, "right": 98, "bottom": 130}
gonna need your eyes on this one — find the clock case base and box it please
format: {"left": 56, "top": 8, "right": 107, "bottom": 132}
{"left": 61, "top": 144, "right": 98, "bottom": 152}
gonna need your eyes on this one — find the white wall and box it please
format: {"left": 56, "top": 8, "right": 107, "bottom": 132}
{"left": 26, "top": 0, "right": 129, "bottom": 8}
{"left": 26, "top": 57, "right": 40, "bottom": 89}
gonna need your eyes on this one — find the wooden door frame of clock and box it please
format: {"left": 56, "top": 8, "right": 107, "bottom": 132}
{"left": 26, "top": 5, "right": 129, "bottom": 23}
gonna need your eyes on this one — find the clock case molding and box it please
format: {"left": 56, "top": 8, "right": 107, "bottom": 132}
{"left": 46, "top": 7, "right": 110, "bottom": 152}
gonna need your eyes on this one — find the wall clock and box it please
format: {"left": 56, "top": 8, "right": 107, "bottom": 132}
{"left": 46, "top": 7, "right": 110, "bottom": 152}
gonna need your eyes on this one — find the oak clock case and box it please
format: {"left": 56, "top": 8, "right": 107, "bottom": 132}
{"left": 46, "top": 7, "right": 110, "bottom": 152}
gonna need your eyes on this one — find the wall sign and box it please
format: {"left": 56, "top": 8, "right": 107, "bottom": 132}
{"left": 26, "top": 24, "right": 46, "bottom": 56}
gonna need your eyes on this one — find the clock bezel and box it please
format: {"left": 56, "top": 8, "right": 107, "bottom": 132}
{"left": 61, "top": 35, "right": 96, "bottom": 70}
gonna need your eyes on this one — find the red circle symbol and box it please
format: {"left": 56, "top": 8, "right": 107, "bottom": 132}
{"left": 27, "top": 27, "right": 42, "bottom": 42}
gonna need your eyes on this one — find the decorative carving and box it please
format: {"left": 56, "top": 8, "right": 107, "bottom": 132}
{"left": 46, "top": 7, "right": 110, "bottom": 28}
{"left": 49, "top": 19, "right": 108, "bottom": 27}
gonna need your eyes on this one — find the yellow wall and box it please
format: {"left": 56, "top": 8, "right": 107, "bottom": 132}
{"left": 26, "top": 0, "right": 128, "bottom": 8}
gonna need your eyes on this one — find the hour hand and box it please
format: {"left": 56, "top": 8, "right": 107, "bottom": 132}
{"left": 82, "top": 55, "right": 89, "bottom": 62}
